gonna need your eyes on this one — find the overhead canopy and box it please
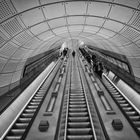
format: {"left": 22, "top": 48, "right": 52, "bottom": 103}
{"left": 0, "top": 0, "right": 140, "bottom": 89}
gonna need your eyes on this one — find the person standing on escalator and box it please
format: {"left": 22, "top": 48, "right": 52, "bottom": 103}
{"left": 97, "top": 62, "right": 103, "bottom": 78}
{"left": 72, "top": 50, "right": 75, "bottom": 57}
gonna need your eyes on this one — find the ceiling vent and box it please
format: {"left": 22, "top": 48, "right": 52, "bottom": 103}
{"left": 130, "top": 12, "right": 140, "bottom": 30}
{"left": 14, "top": 31, "right": 32, "bottom": 45}
{"left": 1, "top": 17, "right": 23, "bottom": 37}
{"left": 0, "top": 0, "right": 16, "bottom": 22}
{"left": 121, "top": 27, "right": 140, "bottom": 41}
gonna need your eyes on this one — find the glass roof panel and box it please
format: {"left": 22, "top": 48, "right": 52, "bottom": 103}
{"left": 21, "top": 8, "right": 45, "bottom": 27}
{"left": 40, "top": 0, "right": 63, "bottom": 5}
{"left": 68, "top": 26, "right": 83, "bottom": 31}
{"left": 84, "top": 26, "right": 100, "bottom": 33}
{"left": 67, "top": 16, "right": 85, "bottom": 25}
{"left": 16, "top": 60, "right": 26, "bottom": 70}
{"left": 1, "top": 17, "right": 24, "bottom": 37}
{"left": 103, "top": 20, "right": 124, "bottom": 32}
{"left": 114, "top": 0, "right": 139, "bottom": 8}
{"left": 66, "top": 2, "right": 87, "bottom": 15}
{"left": 30, "top": 22, "right": 50, "bottom": 35}
{"left": 14, "top": 31, "right": 33, "bottom": 45}
{"left": 0, "top": 73, "right": 13, "bottom": 87}
{"left": 109, "top": 5, "right": 134, "bottom": 23}
{"left": 123, "top": 44, "right": 140, "bottom": 56}
{"left": 120, "top": 27, "right": 140, "bottom": 42}
{"left": 96, "top": 32, "right": 110, "bottom": 39}
{"left": 97, "top": 0, "right": 113, "bottom": 2}
{"left": 129, "top": 12, "right": 140, "bottom": 30}
{"left": 48, "top": 18, "right": 67, "bottom": 29}
{"left": 99, "top": 28, "right": 116, "bottom": 37}
{"left": 43, "top": 3, "right": 65, "bottom": 19}
{"left": 86, "top": 17, "right": 105, "bottom": 27}
{"left": 53, "top": 27, "right": 68, "bottom": 35}
{"left": 0, "top": 42, "right": 18, "bottom": 58}
{"left": 0, "top": 0, "right": 16, "bottom": 23}
{"left": 57, "top": 33, "right": 70, "bottom": 38}
{"left": 2, "top": 59, "right": 19, "bottom": 73}
{"left": 0, "top": 30, "right": 8, "bottom": 47}
{"left": 70, "top": 32, "right": 81, "bottom": 37}
{"left": 80, "top": 32, "right": 94, "bottom": 37}
{"left": 22, "top": 38, "right": 41, "bottom": 49}
{"left": 11, "top": 0, "right": 39, "bottom": 12}
{"left": 22, "top": 50, "right": 34, "bottom": 59}
{"left": 37, "top": 31, "right": 55, "bottom": 41}
{"left": 135, "top": 39, "right": 140, "bottom": 47}
{"left": 11, "top": 70, "right": 22, "bottom": 83}
{"left": 11, "top": 47, "right": 28, "bottom": 59}
{"left": 88, "top": 2, "right": 110, "bottom": 17}
{"left": 111, "top": 34, "right": 131, "bottom": 45}
{"left": 0, "top": 57, "right": 7, "bottom": 73}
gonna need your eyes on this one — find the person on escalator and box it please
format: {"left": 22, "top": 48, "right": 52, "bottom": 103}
{"left": 92, "top": 54, "right": 97, "bottom": 71}
{"left": 94, "top": 61, "right": 98, "bottom": 74}
{"left": 86, "top": 55, "right": 91, "bottom": 64}
{"left": 63, "top": 48, "right": 67, "bottom": 57}
{"left": 72, "top": 50, "right": 75, "bottom": 57}
{"left": 97, "top": 62, "right": 103, "bottom": 78}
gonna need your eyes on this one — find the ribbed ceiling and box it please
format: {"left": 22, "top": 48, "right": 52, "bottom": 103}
{"left": 0, "top": 0, "right": 140, "bottom": 89}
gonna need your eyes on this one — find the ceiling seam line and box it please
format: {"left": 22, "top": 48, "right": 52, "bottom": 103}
{"left": 38, "top": 14, "right": 140, "bottom": 34}
{"left": 0, "top": 27, "right": 43, "bottom": 51}
{"left": 46, "top": 23, "right": 140, "bottom": 49}
{"left": 106, "top": 2, "right": 140, "bottom": 39}
{"left": 0, "top": 37, "right": 54, "bottom": 74}
{"left": 0, "top": 69, "right": 23, "bottom": 75}
{"left": 47, "top": 39, "right": 63, "bottom": 51}
{"left": 108, "top": 8, "right": 138, "bottom": 40}
{"left": 9, "top": 0, "right": 42, "bottom": 41}
{"left": 2, "top": 14, "right": 140, "bottom": 44}
{"left": 64, "top": 2, "right": 72, "bottom": 39}
{"left": 38, "top": 0, "right": 57, "bottom": 37}
{"left": 80, "top": 0, "right": 89, "bottom": 36}
{"left": 95, "top": 0, "right": 114, "bottom": 35}
{"left": 1, "top": 0, "right": 140, "bottom": 25}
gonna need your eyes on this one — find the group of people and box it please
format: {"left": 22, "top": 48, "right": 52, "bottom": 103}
{"left": 79, "top": 48, "right": 104, "bottom": 78}
{"left": 61, "top": 47, "right": 104, "bottom": 78}
{"left": 61, "top": 48, "right": 76, "bottom": 58}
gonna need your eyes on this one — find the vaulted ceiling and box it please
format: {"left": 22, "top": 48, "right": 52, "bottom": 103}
{"left": 0, "top": 0, "right": 140, "bottom": 90}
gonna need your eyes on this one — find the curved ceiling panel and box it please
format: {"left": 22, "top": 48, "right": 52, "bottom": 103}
{"left": 0, "top": 0, "right": 140, "bottom": 90}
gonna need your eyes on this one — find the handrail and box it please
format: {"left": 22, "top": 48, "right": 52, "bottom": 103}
{"left": 64, "top": 90, "right": 70, "bottom": 140}
{"left": 103, "top": 73, "right": 140, "bottom": 115}
{"left": 0, "top": 59, "right": 60, "bottom": 140}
